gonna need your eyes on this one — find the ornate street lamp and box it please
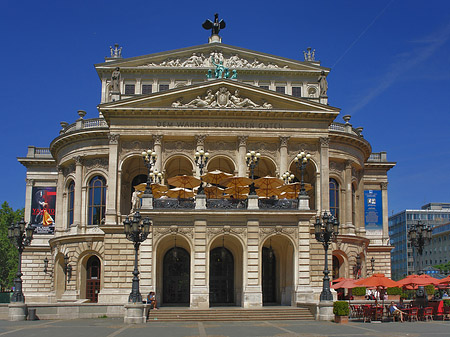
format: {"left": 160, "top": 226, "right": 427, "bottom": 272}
{"left": 123, "top": 212, "right": 151, "bottom": 303}
{"left": 141, "top": 149, "right": 157, "bottom": 196}
{"left": 293, "top": 151, "right": 311, "bottom": 196}
{"left": 371, "top": 257, "right": 375, "bottom": 275}
{"left": 195, "top": 149, "right": 209, "bottom": 194}
{"left": 408, "top": 221, "right": 432, "bottom": 274}
{"left": 7, "top": 219, "right": 34, "bottom": 303}
{"left": 246, "top": 150, "right": 260, "bottom": 195}
{"left": 281, "top": 171, "right": 294, "bottom": 184}
{"left": 149, "top": 169, "right": 163, "bottom": 184}
{"left": 314, "top": 212, "right": 339, "bottom": 301}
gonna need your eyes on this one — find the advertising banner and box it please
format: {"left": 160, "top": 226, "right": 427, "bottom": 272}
{"left": 364, "top": 190, "right": 382, "bottom": 232}
{"left": 30, "top": 187, "right": 56, "bottom": 234}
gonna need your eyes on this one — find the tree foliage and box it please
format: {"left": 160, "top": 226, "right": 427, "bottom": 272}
{"left": 0, "top": 202, "right": 24, "bottom": 291}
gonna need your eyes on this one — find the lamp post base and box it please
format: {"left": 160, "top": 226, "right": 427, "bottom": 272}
{"left": 124, "top": 303, "right": 146, "bottom": 324}
{"left": 8, "top": 302, "right": 27, "bottom": 321}
{"left": 297, "top": 195, "right": 310, "bottom": 210}
{"left": 318, "top": 300, "right": 334, "bottom": 321}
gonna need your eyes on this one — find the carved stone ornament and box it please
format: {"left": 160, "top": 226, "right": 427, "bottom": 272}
{"left": 153, "top": 225, "right": 194, "bottom": 242}
{"left": 63, "top": 164, "right": 75, "bottom": 177}
{"left": 74, "top": 156, "right": 83, "bottom": 165}
{"left": 260, "top": 225, "right": 297, "bottom": 242}
{"left": 238, "top": 136, "right": 248, "bottom": 147}
{"left": 153, "top": 135, "right": 163, "bottom": 146}
{"left": 84, "top": 158, "right": 109, "bottom": 171}
{"left": 172, "top": 87, "right": 272, "bottom": 109}
{"left": 279, "top": 136, "right": 290, "bottom": 148}
{"left": 381, "top": 182, "right": 388, "bottom": 190}
{"left": 109, "top": 133, "right": 120, "bottom": 144}
{"left": 195, "top": 135, "right": 207, "bottom": 146}
{"left": 330, "top": 162, "right": 344, "bottom": 174}
{"left": 207, "top": 226, "right": 247, "bottom": 241}
{"left": 139, "top": 51, "right": 290, "bottom": 70}
{"left": 319, "top": 137, "right": 330, "bottom": 147}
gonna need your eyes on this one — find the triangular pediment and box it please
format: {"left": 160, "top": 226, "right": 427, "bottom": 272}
{"left": 98, "top": 79, "right": 339, "bottom": 119}
{"left": 95, "top": 43, "right": 327, "bottom": 73}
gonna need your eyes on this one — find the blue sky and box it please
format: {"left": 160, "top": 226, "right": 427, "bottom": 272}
{"left": 1, "top": 0, "right": 449, "bottom": 215}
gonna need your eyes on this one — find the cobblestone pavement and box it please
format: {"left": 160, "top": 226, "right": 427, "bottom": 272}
{"left": 1, "top": 318, "right": 450, "bottom": 337}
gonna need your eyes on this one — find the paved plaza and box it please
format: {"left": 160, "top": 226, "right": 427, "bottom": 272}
{"left": 1, "top": 318, "right": 450, "bottom": 337}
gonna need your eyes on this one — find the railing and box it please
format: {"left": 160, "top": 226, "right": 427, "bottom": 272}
{"left": 329, "top": 122, "right": 360, "bottom": 136}
{"left": 206, "top": 198, "right": 247, "bottom": 209}
{"left": 26, "top": 146, "right": 52, "bottom": 158}
{"left": 367, "top": 152, "right": 387, "bottom": 162}
{"left": 153, "top": 198, "right": 195, "bottom": 209}
{"left": 258, "top": 199, "right": 298, "bottom": 209}
{"left": 61, "top": 118, "right": 108, "bottom": 135}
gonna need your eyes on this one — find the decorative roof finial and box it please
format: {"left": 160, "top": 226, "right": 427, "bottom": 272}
{"left": 303, "top": 47, "right": 315, "bottom": 61}
{"left": 202, "top": 13, "right": 226, "bottom": 43}
{"left": 109, "top": 43, "right": 122, "bottom": 58}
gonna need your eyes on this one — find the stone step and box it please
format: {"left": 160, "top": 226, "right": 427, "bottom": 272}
{"left": 147, "top": 307, "right": 314, "bottom": 321}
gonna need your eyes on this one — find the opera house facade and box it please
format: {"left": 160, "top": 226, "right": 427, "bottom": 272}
{"left": 18, "top": 31, "right": 395, "bottom": 312}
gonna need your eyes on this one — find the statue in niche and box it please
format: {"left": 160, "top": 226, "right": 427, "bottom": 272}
{"left": 318, "top": 71, "right": 328, "bottom": 96}
{"left": 131, "top": 188, "right": 141, "bottom": 211}
{"left": 202, "top": 13, "right": 226, "bottom": 36}
{"left": 109, "top": 67, "right": 120, "bottom": 93}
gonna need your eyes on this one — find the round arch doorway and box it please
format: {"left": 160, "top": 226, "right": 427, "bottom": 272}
{"left": 86, "top": 255, "right": 101, "bottom": 303}
{"left": 163, "top": 247, "right": 190, "bottom": 305}
{"left": 210, "top": 247, "right": 234, "bottom": 305}
{"left": 262, "top": 247, "right": 276, "bottom": 304}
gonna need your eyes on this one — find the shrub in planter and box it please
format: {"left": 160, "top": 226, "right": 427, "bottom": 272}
{"left": 333, "top": 301, "right": 350, "bottom": 316}
{"left": 333, "top": 301, "right": 349, "bottom": 323}
{"left": 352, "top": 287, "right": 366, "bottom": 296}
{"left": 425, "top": 285, "right": 435, "bottom": 296}
{"left": 387, "top": 287, "right": 402, "bottom": 295}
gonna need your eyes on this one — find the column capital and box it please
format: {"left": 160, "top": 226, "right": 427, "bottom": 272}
{"left": 319, "top": 137, "right": 330, "bottom": 147}
{"left": 108, "top": 133, "right": 120, "bottom": 144}
{"left": 238, "top": 136, "right": 248, "bottom": 147}
{"left": 57, "top": 165, "right": 64, "bottom": 173}
{"left": 153, "top": 134, "right": 163, "bottom": 145}
{"left": 74, "top": 156, "right": 83, "bottom": 165}
{"left": 26, "top": 178, "right": 34, "bottom": 186}
{"left": 381, "top": 182, "right": 388, "bottom": 190}
{"left": 345, "top": 160, "right": 352, "bottom": 169}
{"left": 279, "top": 136, "right": 290, "bottom": 147}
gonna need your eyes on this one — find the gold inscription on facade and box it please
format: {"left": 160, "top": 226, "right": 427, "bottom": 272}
{"left": 156, "top": 121, "right": 283, "bottom": 129}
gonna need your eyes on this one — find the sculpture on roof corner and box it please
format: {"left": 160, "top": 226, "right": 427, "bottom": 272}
{"left": 109, "top": 43, "right": 122, "bottom": 58}
{"left": 318, "top": 71, "right": 328, "bottom": 97}
{"left": 303, "top": 47, "right": 315, "bottom": 61}
{"left": 203, "top": 13, "right": 225, "bottom": 43}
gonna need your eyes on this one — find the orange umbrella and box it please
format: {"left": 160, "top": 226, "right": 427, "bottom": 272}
{"left": 202, "top": 170, "right": 233, "bottom": 185}
{"left": 332, "top": 278, "right": 359, "bottom": 289}
{"left": 166, "top": 187, "right": 194, "bottom": 199}
{"left": 134, "top": 183, "right": 168, "bottom": 198}
{"left": 203, "top": 185, "right": 225, "bottom": 199}
{"left": 439, "top": 275, "right": 450, "bottom": 285}
{"left": 167, "top": 175, "right": 201, "bottom": 190}
{"left": 354, "top": 273, "right": 399, "bottom": 288}
{"left": 397, "top": 274, "right": 440, "bottom": 289}
{"left": 220, "top": 176, "right": 252, "bottom": 190}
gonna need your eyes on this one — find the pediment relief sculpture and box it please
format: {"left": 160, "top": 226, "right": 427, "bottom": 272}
{"left": 172, "top": 87, "right": 273, "bottom": 109}
{"left": 139, "top": 51, "right": 290, "bottom": 70}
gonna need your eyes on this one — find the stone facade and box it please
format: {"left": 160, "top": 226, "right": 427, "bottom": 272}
{"left": 17, "top": 38, "right": 395, "bottom": 311}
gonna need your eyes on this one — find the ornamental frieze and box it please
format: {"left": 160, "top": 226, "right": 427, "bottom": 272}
{"left": 172, "top": 87, "right": 272, "bottom": 109}
{"left": 63, "top": 164, "right": 75, "bottom": 177}
{"left": 153, "top": 225, "right": 194, "bottom": 242}
{"left": 139, "top": 52, "right": 290, "bottom": 70}
{"left": 84, "top": 158, "right": 109, "bottom": 172}
{"left": 164, "top": 140, "right": 195, "bottom": 154}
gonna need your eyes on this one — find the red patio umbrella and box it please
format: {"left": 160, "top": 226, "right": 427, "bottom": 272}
{"left": 397, "top": 274, "right": 440, "bottom": 289}
{"left": 331, "top": 278, "right": 359, "bottom": 290}
{"left": 438, "top": 275, "right": 450, "bottom": 286}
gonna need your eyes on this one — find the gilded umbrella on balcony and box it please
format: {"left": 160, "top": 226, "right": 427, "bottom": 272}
{"left": 167, "top": 175, "right": 201, "bottom": 190}
{"left": 202, "top": 170, "right": 233, "bottom": 186}
{"left": 254, "top": 176, "right": 284, "bottom": 198}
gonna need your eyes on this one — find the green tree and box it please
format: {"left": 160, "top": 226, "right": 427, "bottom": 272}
{"left": 0, "top": 202, "right": 24, "bottom": 291}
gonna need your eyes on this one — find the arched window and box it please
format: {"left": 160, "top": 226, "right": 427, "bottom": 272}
{"left": 67, "top": 181, "right": 75, "bottom": 227}
{"left": 329, "top": 178, "right": 339, "bottom": 219}
{"left": 88, "top": 175, "right": 106, "bottom": 225}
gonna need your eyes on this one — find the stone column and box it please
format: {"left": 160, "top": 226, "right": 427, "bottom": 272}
{"left": 243, "top": 219, "right": 262, "bottom": 308}
{"left": 381, "top": 182, "right": 389, "bottom": 245}
{"left": 24, "top": 179, "right": 34, "bottom": 223}
{"left": 237, "top": 136, "right": 248, "bottom": 176}
{"left": 344, "top": 161, "right": 355, "bottom": 235}
{"left": 279, "top": 136, "right": 290, "bottom": 176}
{"left": 117, "top": 170, "right": 122, "bottom": 218}
{"left": 191, "top": 219, "right": 209, "bottom": 309}
{"left": 319, "top": 138, "right": 330, "bottom": 213}
{"left": 105, "top": 134, "right": 119, "bottom": 225}
{"left": 153, "top": 135, "right": 163, "bottom": 175}
{"left": 55, "top": 166, "right": 65, "bottom": 232}
{"left": 73, "top": 156, "right": 83, "bottom": 229}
